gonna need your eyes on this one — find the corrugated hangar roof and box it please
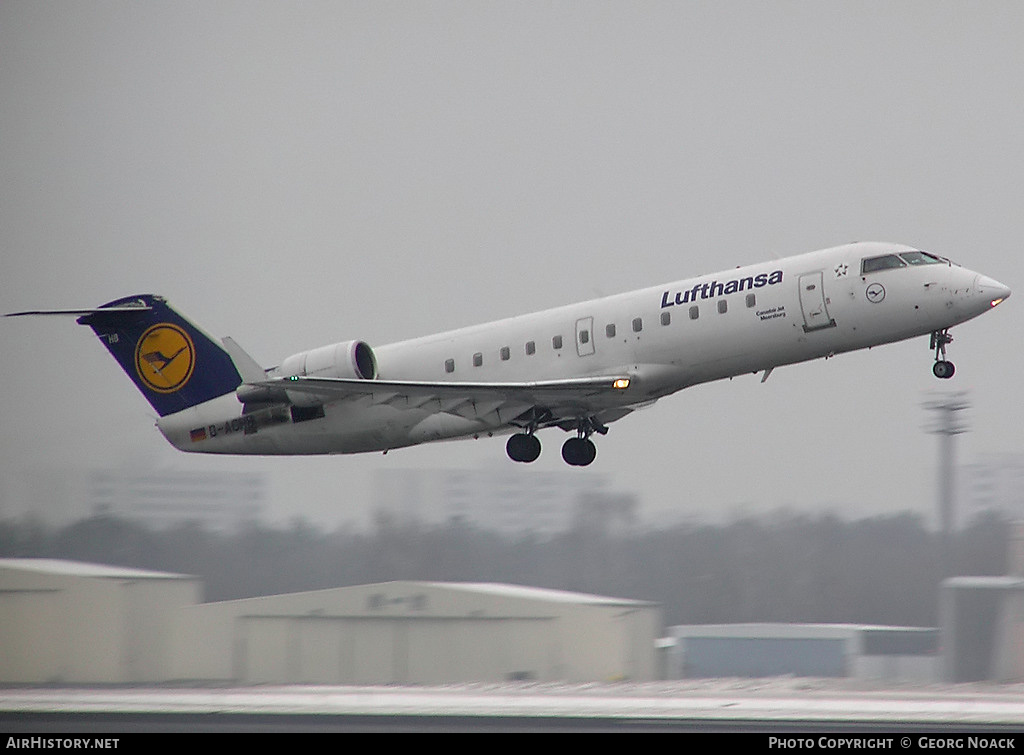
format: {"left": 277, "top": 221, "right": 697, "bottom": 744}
{"left": 944, "top": 576, "right": 1024, "bottom": 589}
{"left": 432, "top": 582, "right": 656, "bottom": 606}
{"left": 671, "top": 622, "right": 937, "bottom": 638}
{"left": 190, "top": 580, "right": 659, "bottom": 611}
{"left": 0, "top": 558, "right": 193, "bottom": 580}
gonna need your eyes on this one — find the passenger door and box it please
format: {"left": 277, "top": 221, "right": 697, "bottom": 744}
{"left": 798, "top": 271, "right": 836, "bottom": 332}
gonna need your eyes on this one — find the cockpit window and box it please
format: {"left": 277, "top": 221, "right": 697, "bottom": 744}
{"left": 861, "top": 254, "right": 907, "bottom": 274}
{"left": 899, "top": 251, "right": 943, "bottom": 266}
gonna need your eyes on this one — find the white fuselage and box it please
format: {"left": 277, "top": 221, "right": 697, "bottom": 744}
{"left": 156, "top": 242, "right": 1009, "bottom": 456}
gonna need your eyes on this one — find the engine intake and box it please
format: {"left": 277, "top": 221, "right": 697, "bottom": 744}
{"left": 279, "top": 340, "right": 377, "bottom": 407}
{"left": 281, "top": 340, "right": 377, "bottom": 380}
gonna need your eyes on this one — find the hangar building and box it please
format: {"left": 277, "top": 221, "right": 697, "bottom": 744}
{"left": 171, "top": 581, "right": 660, "bottom": 684}
{"left": 0, "top": 560, "right": 660, "bottom": 684}
{"left": 941, "top": 522, "right": 1024, "bottom": 682}
{"left": 666, "top": 623, "right": 939, "bottom": 682}
{"left": 0, "top": 559, "right": 200, "bottom": 683}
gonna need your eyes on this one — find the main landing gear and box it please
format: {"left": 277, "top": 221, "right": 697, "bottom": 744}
{"left": 561, "top": 436, "right": 597, "bottom": 467}
{"left": 930, "top": 329, "right": 955, "bottom": 379}
{"left": 506, "top": 432, "right": 541, "bottom": 463}
{"left": 506, "top": 417, "right": 607, "bottom": 467}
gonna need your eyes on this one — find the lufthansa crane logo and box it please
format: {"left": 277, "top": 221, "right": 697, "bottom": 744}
{"left": 865, "top": 283, "right": 886, "bottom": 303}
{"left": 134, "top": 323, "right": 196, "bottom": 393}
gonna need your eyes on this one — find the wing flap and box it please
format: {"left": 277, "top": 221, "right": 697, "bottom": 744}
{"left": 256, "top": 372, "right": 626, "bottom": 405}
{"left": 251, "top": 374, "right": 633, "bottom": 418}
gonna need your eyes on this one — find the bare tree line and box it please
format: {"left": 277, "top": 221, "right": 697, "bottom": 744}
{"left": 0, "top": 505, "right": 1007, "bottom": 627}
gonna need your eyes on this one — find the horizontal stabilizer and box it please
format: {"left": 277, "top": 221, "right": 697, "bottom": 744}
{"left": 8, "top": 294, "right": 241, "bottom": 417}
{"left": 5, "top": 304, "right": 153, "bottom": 317}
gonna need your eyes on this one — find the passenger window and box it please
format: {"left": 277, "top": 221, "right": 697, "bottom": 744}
{"left": 861, "top": 254, "right": 907, "bottom": 274}
{"left": 579, "top": 330, "right": 589, "bottom": 345}
{"left": 473, "top": 353, "right": 483, "bottom": 367}
{"left": 606, "top": 323, "right": 616, "bottom": 338}
{"left": 632, "top": 317, "right": 643, "bottom": 333}
{"left": 746, "top": 294, "right": 756, "bottom": 308}
{"left": 525, "top": 341, "right": 536, "bottom": 355}
{"left": 500, "top": 346, "right": 510, "bottom": 361}
{"left": 689, "top": 306, "right": 699, "bottom": 320}
{"left": 444, "top": 359, "right": 455, "bottom": 373}
{"left": 718, "top": 300, "right": 728, "bottom": 314}
{"left": 552, "top": 335, "right": 563, "bottom": 349}
{"left": 661, "top": 311, "right": 671, "bottom": 326}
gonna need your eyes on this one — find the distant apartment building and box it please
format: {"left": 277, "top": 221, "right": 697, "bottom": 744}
{"left": 962, "top": 453, "right": 1024, "bottom": 523}
{"left": 85, "top": 468, "right": 266, "bottom": 532}
{"left": 373, "top": 466, "right": 636, "bottom": 536}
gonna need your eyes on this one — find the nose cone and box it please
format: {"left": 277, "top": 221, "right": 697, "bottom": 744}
{"left": 975, "top": 275, "right": 1012, "bottom": 307}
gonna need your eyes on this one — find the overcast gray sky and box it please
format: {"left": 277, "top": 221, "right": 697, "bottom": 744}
{"left": 2, "top": 1, "right": 1022, "bottom": 529}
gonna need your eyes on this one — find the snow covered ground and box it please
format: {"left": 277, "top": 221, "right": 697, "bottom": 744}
{"left": 3, "top": 678, "right": 1024, "bottom": 726}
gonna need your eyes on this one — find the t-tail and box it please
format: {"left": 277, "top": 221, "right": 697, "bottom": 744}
{"left": 9, "top": 294, "right": 242, "bottom": 416}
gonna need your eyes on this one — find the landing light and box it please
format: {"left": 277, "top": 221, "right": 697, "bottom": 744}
{"left": 613, "top": 378, "right": 630, "bottom": 389}
{"left": 991, "top": 298, "right": 1005, "bottom": 308}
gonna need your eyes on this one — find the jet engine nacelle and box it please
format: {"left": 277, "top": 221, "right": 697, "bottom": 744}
{"left": 280, "top": 340, "right": 378, "bottom": 407}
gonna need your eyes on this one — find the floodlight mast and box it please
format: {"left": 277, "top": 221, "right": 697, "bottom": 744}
{"left": 923, "top": 392, "right": 970, "bottom": 577}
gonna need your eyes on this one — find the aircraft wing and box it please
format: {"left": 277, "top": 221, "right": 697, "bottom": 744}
{"left": 250, "top": 374, "right": 633, "bottom": 424}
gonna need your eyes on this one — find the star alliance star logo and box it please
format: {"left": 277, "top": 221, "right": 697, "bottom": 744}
{"left": 834, "top": 263, "right": 848, "bottom": 278}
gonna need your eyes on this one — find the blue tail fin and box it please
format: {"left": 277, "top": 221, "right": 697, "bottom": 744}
{"left": 77, "top": 295, "right": 242, "bottom": 416}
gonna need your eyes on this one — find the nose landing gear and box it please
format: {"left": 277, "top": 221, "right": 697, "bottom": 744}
{"left": 931, "top": 329, "right": 955, "bottom": 379}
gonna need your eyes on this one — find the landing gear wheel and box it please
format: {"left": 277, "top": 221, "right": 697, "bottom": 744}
{"left": 506, "top": 433, "right": 541, "bottom": 463}
{"left": 561, "top": 437, "right": 597, "bottom": 467}
{"left": 930, "top": 329, "right": 957, "bottom": 379}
